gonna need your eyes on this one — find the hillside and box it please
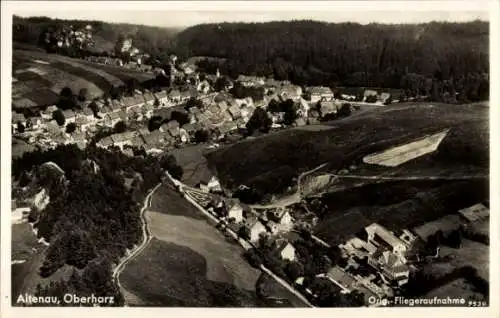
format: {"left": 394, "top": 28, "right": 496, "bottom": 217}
{"left": 206, "top": 103, "right": 489, "bottom": 200}
{"left": 12, "top": 49, "right": 154, "bottom": 109}
{"left": 13, "top": 15, "right": 180, "bottom": 56}
{"left": 175, "top": 20, "right": 489, "bottom": 100}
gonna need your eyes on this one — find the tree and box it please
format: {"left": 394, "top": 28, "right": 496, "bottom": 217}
{"left": 282, "top": 99, "right": 298, "bottom": 125}
{"left": 16, "top": 122, "right": 26, "bottom": 133}
{"left": 285, "top": 261, "right": 305, "bottom": 281}
{"left": 77, "top": 88, "right": 89, "bottom": 102}
{"left": 214, "top": 76, "right": 230, "bottom": 92}
{"left": 446, "top": 229, "right": 463, "bottom": 248}
{"left": 244, "top": 248, "right": 262, "bottom": 268}
{"left": 337, "top": 103, "right": 352, "bottom": 117}
{"left": 60, "top": 86, "right": 74, "bottom": 99}
{"left": 194, "top": 129, "right": 209, "bottom": 143}
{"left": 53, "top": 109, "right": 66, "bottom": 126}
{"left": 238, "top": 226, "right": 250, "bottom": 240}
{"left": 365, "top": 95, "right": 378, "bottom": 103}
{"left": 88, "top": 101, "right": 99, "bottom": 116}
{"left": 170, "top": 111, "right": 189, "bottom": 127}
{"left": 246, "top": 107, "right": 272, "bottom": 135}
{"left": 114, "top": 121, "right": 127, "bottom": 133}
{"left": 184, "top": 97, "right": 204, "bottom": 112}
{"left": 148, "top": 116, "right": 163, "bottom": 131}
{"left": 65, "top": 122, "right": 76, "bottom": 134}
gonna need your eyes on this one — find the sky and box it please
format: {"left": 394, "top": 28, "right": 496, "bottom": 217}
{"left": 12, "top": 1, "right": 489, "bottom": 28}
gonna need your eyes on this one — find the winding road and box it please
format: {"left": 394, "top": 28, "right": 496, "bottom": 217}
{"left": 112, "top": 182, "right": 162, "bottom": 306}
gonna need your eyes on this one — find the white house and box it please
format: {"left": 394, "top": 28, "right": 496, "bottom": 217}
{"left": 224, "top": 200, "right": 244, "bottom": 223}
{"left": 365, "top": 223, "right": 407, "bottom": 256}
{"left": 246, "top": 218, "right": 267, "bottom": 243}
{"left": 277, "top": 242, "right": 296, "bottom": 261}
{"left": 199, "top": 175, "right": 222, "bottom": 193}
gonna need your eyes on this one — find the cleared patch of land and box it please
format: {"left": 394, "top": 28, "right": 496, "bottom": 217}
{"left": 206, "top": 103, "right": 488, "bottom": 198}
{"left": 149, "top": 182, "right": 205, "bottom": 220}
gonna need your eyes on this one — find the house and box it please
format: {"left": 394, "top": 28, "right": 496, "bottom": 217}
{"left": 110, "top": 131, "right": 135, "bottom": 148}
{"left": 308, "top": 86, "right": 334, "bottom": 103}
{"left": 142, "top": 103, "right": 155, "bottom": 119}
{"left": 218, "top": 121, "right": 238, "bottom": 136}
{"left": 181, "top": 123, "right": 197, "bottom": 136}
{"left": 365, "top": 223, "right": 407, "bottom": 256}
{"left": 199, "top": 175, "right": 222, "bottom": 193}
{"left": 122, "top": 94, "right": 144, "bottom": 112}
{"left": 363, "top": 90, "right": 378, "bottom": 102}
{"left": 169, "top": 90, "right": 182, "bottom": 103}
{"left": 179, "top": 128, "right": 190, "bottom": 143}
{"left": 294, "top": 117, "right": 307, "bottom": 127}
{"left": 267, "top": 209, "right": 293, "bottom": 230}
{"left": 277, "top": 85, "right": 303, "bottom": 101}
{"left": 197, "top": 80, "right": 211, "bottom": 94}
{"left": 143, "top": 91, "right": 156, "bottom": 105}
{"left": 235, "top": 118, "right": 247, "bottom": 129}
{"left": 320, "top": 101, "right": 337, "bottom": 116}
{"left": 104, "top": 112, "right": 121, "bottom": 127}
{"left": 368, "top": 248, "right": 410, "bottom": 286}
{"left": 96, "top": 136, "right": 113, "bottom": 148}
{"left": 131, "top": 136, "right": 145, "bottom": 149}
{"left": 227, "top": 105, "right": 241, "bottom": 120}
{"left": 237, "top": 75, "right": 265, "bottom": 87}
{"left": 154, "top": 90, "right": 169, "bottom": 106}
{"left": 325, "top": 266, "right": 357, "bottom": 293}
{"left": 75, "top": 116, "right": 92, "bottom": 132}
{"left": 277, "top": 241, "right": 296, "bottom": 261}
{"left": 458, "top": 203, "right": 489, "bottom": 223}
{"left": 166, "top": 120, "right": 180, "bottom": 137}
{"left": 379, "top": 92, "right": 392, "bottom": 104}
{"left": 62, "top": 109, "right": 76, "bottom": 123}
{"left": 110, "top": 99, "right": 124, "bottom": 112}
{"left": 81, "top": 107, "right": 95, "bottom": 121}
{"left": 218, "top": 101, "right": 229, "bottom": 113}
{"left": 224, "top": 199, "right": 244, "bottom": 222}
{"left": 41, "top": 106, "right": 58, "bottom": 120}
{"left": 142, "top": 130, "right": 164, "bottom": 146}
{"left": 245, "top": 217, "right": 267, "bottom": 243}
{"left": 27, "top": 116, "right": 44, "bottom": 130}
{"left": 412, "top": 214, "right": 462, "bottom": 241}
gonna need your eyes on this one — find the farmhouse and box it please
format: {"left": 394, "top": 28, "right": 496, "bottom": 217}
{"left": 308, "top": 86, "right": 334, "bottom": 103}
{"left": 237, "top": 75, "right": 265, "bottom": 87}
{"left": 224, "top": 199, "right": 244, "bottom": 222}
{"left": 458, "top": 203, "right": 489, "bottom": 223}
{"left": 62, "top": 109, "right": 76, "bottom": 123}
{"left": 325, "top": 266, "right": 357, "bottom": 293}
{"left": 276, "top": 241, "right": 296, "bottom": 261}
{"left": 154, "top": 90, "right": 169, "bottom": 106}
{"left": 110, "top": 131, "right": 135, "bottom": 148}
{"left": 199, "top": 175, "right": 222, "bottom": 193}
{"left": 244, "top": 216, "right": 267, "bottom": 243}
{"left": 363, "top": 90, "right": 378, "bottom": 102}
{"left": 143, "top": 91, "right": 156, "bottom": 105}
{"left": 277, "top": 85, "right": 303, "bottom": 101}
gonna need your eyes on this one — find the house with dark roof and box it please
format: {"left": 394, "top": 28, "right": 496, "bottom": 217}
{"left": 307, "top": 86, "right": 334, "bottom": 103}
{"left": 325, "top": 266, "right": 357, "bottom": 293}
{"left": 458, "top": 203, "right": 489, "bottom": 223}
{"left": 110, "top": 131, "right": 135, "bottom": 148}
{"left": 97, "top": 136, "right": 113, "bottom": 148}
{"left": 61, "top": 109, "right": 76, "bottom": 123}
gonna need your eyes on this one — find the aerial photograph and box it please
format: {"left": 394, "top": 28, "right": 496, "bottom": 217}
{"left": 6, "top": 2, "right": 491, "bottom": 309}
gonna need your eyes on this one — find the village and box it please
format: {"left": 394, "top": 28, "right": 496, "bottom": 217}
{"left": 178, "top": 172, "right": 490, "bottom": 307}
{"left": 10, "top": 54, "right": 488, "bottom": 308}
{"left": 11, "top": 52, "right": 398, "bottom": 159}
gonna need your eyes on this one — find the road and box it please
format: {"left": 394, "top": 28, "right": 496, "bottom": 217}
{"left": 112, "top": 182, "right": 162, "bottom": 306}
{"left": 164, "top": 171, "right": 315, "bottom": 308}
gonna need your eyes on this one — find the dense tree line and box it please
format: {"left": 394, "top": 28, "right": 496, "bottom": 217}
{"left": 13, "top": 15, "right": 179, "bottom": 57}
{"left": 177, "top": 20, "right": 489, "bottom": 102}
{"left": 12, "top": 144, "right": 183, "bottom": 303}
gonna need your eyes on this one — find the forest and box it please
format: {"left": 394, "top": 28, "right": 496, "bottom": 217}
{"left": 180, "top": 20, "right": 489, "bottom": 102}
{"left": 12, "top": 144, "right": 183, "bottom": 305}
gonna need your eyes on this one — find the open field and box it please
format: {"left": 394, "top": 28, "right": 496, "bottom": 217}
{"left": 120, "top": 184, "right": 262, "bottom": 306}
{"left": 206, "top": 103, "right": 488, "bottom": 198}
{"left": 12, "top": 49, "right": 154, "bottom": 109}
{"left": 425, "top": 239, "right": 489, "bottom": 282}
{"left": 425, "top": 278, "right": 486, "bottom": 301}
{"left": 170, "top": 144, "right": 213, "bottom": 187}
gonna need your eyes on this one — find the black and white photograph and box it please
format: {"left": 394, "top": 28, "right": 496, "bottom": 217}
{"left": 1, "top": 0, "right": 498, "bottom": 316}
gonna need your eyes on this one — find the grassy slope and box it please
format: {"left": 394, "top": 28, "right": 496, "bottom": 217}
{"left": 12, "top": 49, "right": 154, "bottom": 108}
{"left": 206, "top": 103, "right": 488, "bottom": 195}
{"left": 121, "top": 184, "right": 261, "bottom": 306}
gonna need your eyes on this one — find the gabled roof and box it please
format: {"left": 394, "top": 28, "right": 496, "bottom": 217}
{"left": 326, "top": 266, "right": 357, "bottom": 290}
{"left": 366, "top": 223, "right": 405, "bottom": 249}
{"left": 111, "top": 131, "right": 135, "bottom": 144}
{"left": 62, "top": 109, "right": 76, "bottom": 118}
{"left": 458, "top": 203, "right": 489, "bottom": 222}
{"left": 155, "top": 90, "right": 168, "bottom": 99}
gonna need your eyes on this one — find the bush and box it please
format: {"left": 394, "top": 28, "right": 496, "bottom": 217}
{"left": 65, "top": 123, "right": 76, "bottom": 134}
